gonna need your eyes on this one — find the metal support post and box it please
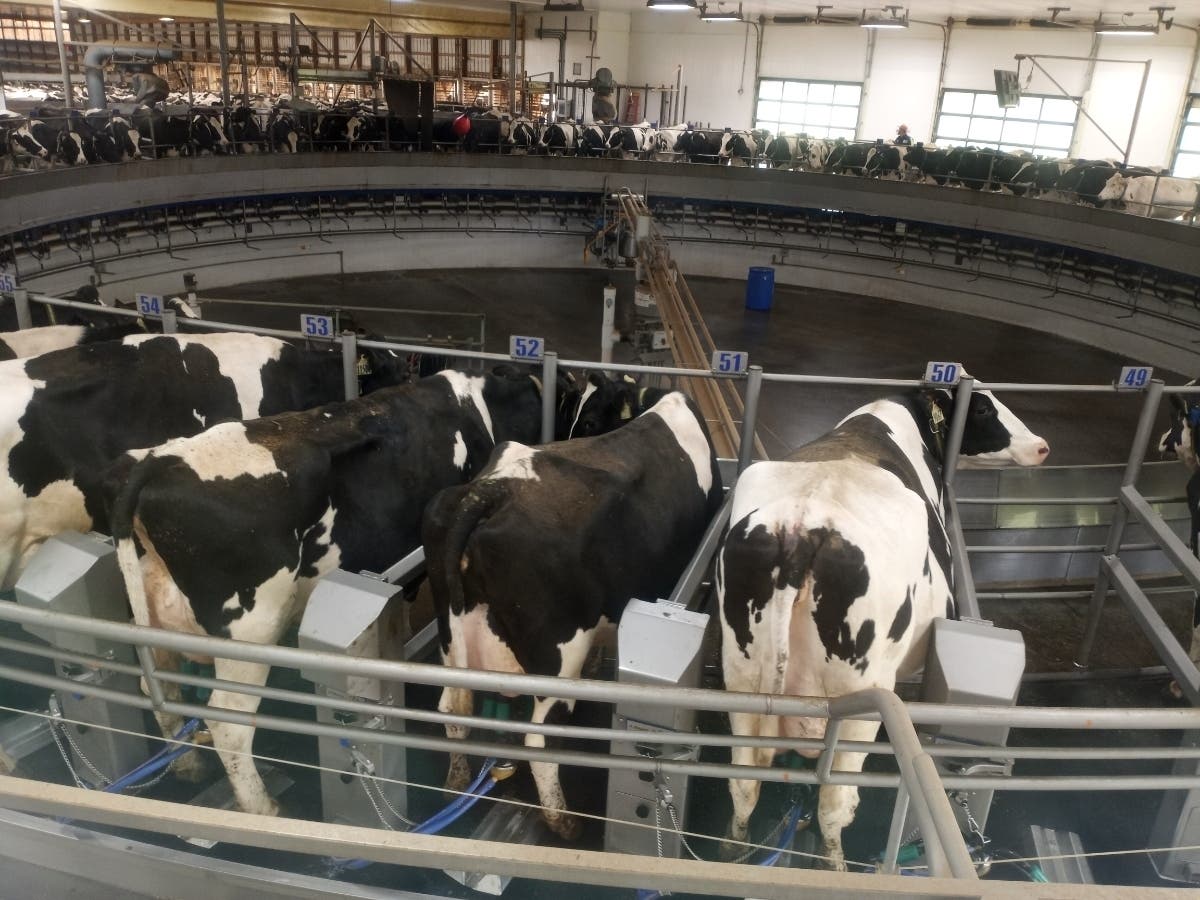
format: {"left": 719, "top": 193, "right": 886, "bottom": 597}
{"left": 51, "top": 0, "right": 73, "bottom": 109}
{"left": 1076, "top": 378, "right": 1164, "bottom": 667}
{"left": 540, "top": 351, "right": 558, "bottom": 443}
{"left": 738, "top": 365, "right": 763, "bottom": 475}
{"left": 940, "top": 376, "right": 974, "bottom": 487}
{"left": 341, "top": 331, "right": 359, "bottom": 401}
{"left": 600, "top": 284, "right": 616, "bottom": 365}
{"left": 605, "top": 599, "right": 708, "bottom": 858}
{"left": 160, "top": 309, "right": 177, "bottom": 335}
{"left": 216, "top": 0, "right": 232, "bottom": 112}
{"left": 298, "top": 570, "right": 409, "bottom": 829}
{"left": 13, "top": 289, "right": 31, "bottom": 330}
{"left": 15, "top": 532, "right": 150, "bottom": 783}
{"left": 508, "top": 3, "right": 519, "bottom": 117}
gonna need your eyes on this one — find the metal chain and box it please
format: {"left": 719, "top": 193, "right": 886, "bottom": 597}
{"left": 49, "top": 700, "right": 111, "bottom": 787}
{"left": 665, "top": 799, "right": 706, "bottom": 862}
{"left": 48, "top": 711, "right": 96, "bottom": 789}
{"left": 353, "top": 751, "right": 416, "bottom": 829}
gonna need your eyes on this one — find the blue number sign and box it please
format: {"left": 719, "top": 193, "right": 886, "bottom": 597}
{"left": 0, "top": 271, "right": 16, "bottom": 293}
{"left": 301, "top": 314, "right": 334, "bottom": 338}
{"left": 1117, "top": 365, "right": 1152, "bottom": 390}
{"left": 135, "top": 293, "right": 164, "bottom": 316}
{"left": 509, "top": 335, "right": 545, "bottom": 361}
{"left": 923, "top": 361, "right": 962, "bottom": 386}
{"left": 711, "top": 350, "right": 748, "bottom": 374}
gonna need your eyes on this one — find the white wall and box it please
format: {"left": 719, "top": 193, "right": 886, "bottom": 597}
{"left": 523, "top": 10, "right": 630, "bottom": 121}
{"left": 627, "top": 12, "right": 753, "bottom": 128}
{"left": 553, "top": 15, "right": 1200, "bottom": 170}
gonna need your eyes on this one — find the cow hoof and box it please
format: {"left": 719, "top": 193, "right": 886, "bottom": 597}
{"left": 546, "top": 812, "right": 582, "bottom": 842}
{"left": 718, "top": 838, "right": 745, "bottom": 862}
{"left": 445, "top": 758, "right": 471, "bottom": 794}
{"left": 169, "top": 750, "right": 207, "bottom": 782}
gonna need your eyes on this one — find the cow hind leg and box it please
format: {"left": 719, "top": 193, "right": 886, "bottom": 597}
{"left": 440, "top": 684, "right": 474, "bottom": 793}
{"left": 720, "top": 712, "right": 779, "bottom": 859}
{"left": 145, "top": 650, "right": 206, "bottom": 782}
{"left": 206, "top": 659, "right": 278, "bottom": 817}
{"left": 528, "top": 695, "right": 581, "bottom": 841}
{"left": 816, "top": 718, "right": 880, "bottom": 871}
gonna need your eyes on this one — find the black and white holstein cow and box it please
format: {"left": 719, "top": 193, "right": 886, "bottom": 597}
{"left": 0, "top": 332, "right": 403, "bottom": 589}
{"left": 718, "top": 386, "right": 1048, "bottom": 869}
{"left": 0, "top": 319, "right": 145, "bottom": 361}
{"left": 108, "top": 368, "right": 553, "bottom": 817}
{"left": 719, "top": 129, "right": 767, "bottom": 166}
{"left": 540, "top": 122, "right": 580, "bottom": 156}
{"left": 422, "top": 389, "right": 722, "bottom": 840}
{"left": 607, "top": 123, "right": 656, "bottom": 159}
{"left": 1157, "top": 384, "right": 1200, "bottom": 690}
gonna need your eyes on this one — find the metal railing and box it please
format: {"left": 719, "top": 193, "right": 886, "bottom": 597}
{"left": 2, "top": 293, "right": 1200, "bottom": 888}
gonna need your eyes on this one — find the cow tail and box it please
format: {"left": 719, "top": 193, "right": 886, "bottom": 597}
{"left": 108, "top": 457, "right": 158, "bottom": 626}
{"left": 430, "top": 480, "right": 503, "bottom": 619}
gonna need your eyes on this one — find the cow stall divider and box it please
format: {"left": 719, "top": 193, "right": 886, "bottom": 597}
{"left": 2, "top": 296, "right": 1200, "bottom": 891}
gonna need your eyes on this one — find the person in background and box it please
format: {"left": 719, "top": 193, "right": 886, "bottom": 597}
{"left": 129, "top": 65, "right": 169, "bottom": 106}
{"left": 894, "top": 123, "right": 913, "bottom": 146}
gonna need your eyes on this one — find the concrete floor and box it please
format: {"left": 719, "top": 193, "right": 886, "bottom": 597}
{"left": 208, "top": 267, "right": 1186, "bottom": 467}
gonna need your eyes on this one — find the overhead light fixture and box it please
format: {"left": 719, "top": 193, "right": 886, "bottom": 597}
{"left": 544, "top": 1, "right": 584, "bottom": 10}
{"left": 159, "top": 16, "right": 175, "bottom": 22}
{"left": 1093, "top": 20, "right": 1157, "bottom": 35}
{"left": 699, "top": 2, "right": 742, "bottom": 22}
{"left": 77, "top": 16, "right": 91, "bottom": 23}
{"left": 646, "top": 0, "right": 698, "bottom": 10}
{"left": 860, "top": 5, "right": 908, "bottom": 28}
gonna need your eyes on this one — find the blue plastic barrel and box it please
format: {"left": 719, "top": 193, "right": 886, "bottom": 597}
{"left": 745, "top": 266, "right": 775, "bottom": 312}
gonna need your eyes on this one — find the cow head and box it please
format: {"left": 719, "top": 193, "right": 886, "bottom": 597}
{"left": 1160, "top": 388, "right": 1200, "bottom": 471}
{"left": 10, "top": 125, "right": 49, "bottom": 159}
{"left": 930, "top": 387, "right": 1049, "bottom": 467}
{"left": 559, "top": 372, "right": 670, "bottom": 440}
{"left": 1097, "top": 171, "right": 1130, "bottom": 203}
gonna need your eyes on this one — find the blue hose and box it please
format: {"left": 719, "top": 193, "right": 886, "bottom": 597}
{"left": 102, "top": 717, "right": 201, "bottom": 794}
{"left": 331, "top": 757, "right": 500, "bottom": 872}
{"left": 758, "top": 805, "right": 806, "bottom": 868}
{"left": 638, "top": 801, "right": 807, "bottom": 899}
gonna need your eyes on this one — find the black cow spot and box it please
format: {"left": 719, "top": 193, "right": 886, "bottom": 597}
{"left": 804, "top": 529, "right": 873, "bottom": 672}
{"left": 889, "top": 587, "right": 912, "bottom": 642}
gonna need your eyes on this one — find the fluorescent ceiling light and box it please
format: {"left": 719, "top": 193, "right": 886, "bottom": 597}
{"left": 77, "top": 16, "right": 91, "bottom": 22}
{"left": 159, "top": 16, "right": 174, "bottom": 22}
{"left": 699, "top": 3, "right": 741, "bottom": 21}
{"left": 646, "top": 0, "right": 698, "bottom": 10}
{"left": 1093, "top": 23, "right": 1157, "bottom": 35}
{"left": 860, "top": 6, "right": 908, "bottom": 28}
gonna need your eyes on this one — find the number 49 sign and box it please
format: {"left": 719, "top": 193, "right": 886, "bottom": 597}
{"left": 1117, "top": 365, "right": 1153, "bottom": 390}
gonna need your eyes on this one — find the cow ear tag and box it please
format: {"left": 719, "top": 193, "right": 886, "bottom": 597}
{"left": 929, "top": 399, "right": 946, "bottom": 432}
{"left": 356, "top": 354, "right": 372, "bottom": 376}
{"left": 1189, "top": 407, "right": 1200, "bottom": 428}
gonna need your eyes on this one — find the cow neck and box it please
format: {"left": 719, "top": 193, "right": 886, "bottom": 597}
{"left": 904, "top": 390, "right": 947, "bottom": 467}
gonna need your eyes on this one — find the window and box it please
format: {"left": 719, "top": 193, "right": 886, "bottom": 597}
{"left": 934, "top": 89, "right": 1077, "bottom": 157}
{"left": 1173, "top": 97, "right": 1200, "bottom": 178}
{"left": 754, "top": 79, "right": 861, "bottom": 141}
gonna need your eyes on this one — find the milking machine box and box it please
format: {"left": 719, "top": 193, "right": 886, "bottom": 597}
{"left": 616, "top": 599, "right": 708, "bottom": 734}
{"left": 298, "top": 569, "right": 399, "bottom": 696}
{"left": 15, "top": 530, "right": 127, "bottom": 655}
{"left": 919, "top": 617, "right": 1025, "bottom": 750}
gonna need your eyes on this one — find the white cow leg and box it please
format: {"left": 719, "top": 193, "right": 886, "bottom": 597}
{"left": 440, "top": 683, "right": 474, "bottom": 794}
{"left": 528, "top": 695, "right": 581, "bottom": 841}
{"left": 816, "top": 719, "right": 879, "bottom": 871}
{"left": 205, "top": 659, "right": 278, "bottom": 817}
{"left": 721, "top": 711, "right": 778, "bottom": 859}
{"left": 143, "top": 650, "right": 206, "bottom": 782}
